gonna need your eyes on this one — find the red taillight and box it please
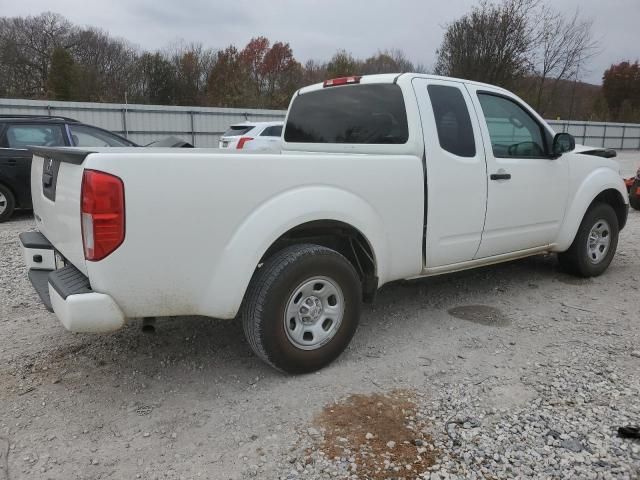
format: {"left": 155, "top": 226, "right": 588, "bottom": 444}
{"left": 236, "top": 137, "right": 254, "bottom": 149}
{"left": 81, "top": 169, "right": 125, "bottom": 261}
{"left": 323, "top": 76, "right": 362, "bottom": 88}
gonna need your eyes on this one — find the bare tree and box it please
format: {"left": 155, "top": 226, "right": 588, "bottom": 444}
{"left": 531, "top": 8, "right": 598, "bottom": 113}
{"left": 434, "top": 0, "right": 538, "bottom": 88}
{"left": 361, "top": 49, "right": 420, "bottom": 74}
{"left": 0, "top": 12, "right": 74, "bottom": 97}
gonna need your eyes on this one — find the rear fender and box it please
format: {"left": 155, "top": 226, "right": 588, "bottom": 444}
{"left": 198, "top": 186, "right": 387, "bottom": 318}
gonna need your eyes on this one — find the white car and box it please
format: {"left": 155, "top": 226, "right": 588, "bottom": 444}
{"left": 21, "top": 73, "right": 629, "bottom": 374}
{"left": 218, "top": 121, "right": 283, "bottom": 152}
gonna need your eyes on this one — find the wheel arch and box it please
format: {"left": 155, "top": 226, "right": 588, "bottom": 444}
{"left": 196, "top": 186, "right": 388, "bottom": 319}
{"left": 259, "top": 220, "right": 379, "bottom": 302}
{"left": 554, "top": 170, "right": 628, "bottom": 252}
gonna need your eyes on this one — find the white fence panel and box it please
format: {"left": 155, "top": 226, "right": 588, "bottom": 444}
{"left": 2, "top": 99, "right": 639, "bottom": 149}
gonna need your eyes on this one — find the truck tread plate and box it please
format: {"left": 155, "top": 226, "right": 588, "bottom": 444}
{"left": 49, "top": 265, "right": 92, "bottom": 300}
{"left": 19, "top": 231, "right": 53, "bottom": 250}
{"left": 27, "top": 269, "right": 53, "bottom": 312}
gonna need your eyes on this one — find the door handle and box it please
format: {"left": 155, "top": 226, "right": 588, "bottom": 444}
{"left": 490, "top": 173, "right": 511, "bottom": 180}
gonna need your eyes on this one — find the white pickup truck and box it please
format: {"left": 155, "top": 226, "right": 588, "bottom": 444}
{"left": 20, "top": 74, "right": 628, "bottom": 373}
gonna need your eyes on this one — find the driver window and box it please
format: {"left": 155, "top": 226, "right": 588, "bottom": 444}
{"left": 5, "top": 124, "right": 65, "bottom": 149}
{"left": 478, "top": 93, "right": 546, "bottom": 158}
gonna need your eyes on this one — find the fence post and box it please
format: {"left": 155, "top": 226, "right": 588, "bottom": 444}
{"left": 582, "top": 123, "right": 587, "bottom": 145}
{"left": 190, "top": 111, "right": 196, "bottom": 147}
{"left": 602, "top": 124, "right": 607, "bottom": 148}
{"left": 47, "top": 104, "right": 52, "bottom": 117}
{"left": 121, "top": 108, "right": 128, "bottom": 139}
{"left": 621, "top": 125, "right": 626, "bottom": 150}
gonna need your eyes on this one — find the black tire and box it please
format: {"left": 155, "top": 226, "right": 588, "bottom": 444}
{"left": 630, "top": 180, "right": 640, "bottom": 211}
{"left": 242, "top": 244, "right": 362, "bottom": 374}
{"left": 558, "top": 202, "right": 619, "bottom": 277}
{"left": 0, "top": 184, "right": 16, "bottom": 223}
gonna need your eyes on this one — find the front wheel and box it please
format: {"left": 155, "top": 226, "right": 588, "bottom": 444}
{"left": 242, "top": 244, "right": 362, "bottom": 374}
{"left": 558, "top": 202, "right": 619, "bottom": 277}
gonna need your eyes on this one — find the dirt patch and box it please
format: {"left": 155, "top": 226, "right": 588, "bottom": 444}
{"left": 312, "top": 390, "right": 437, "bottom": 479}
{"left": 447, "top": 305, "right": 510, "bottom": 326}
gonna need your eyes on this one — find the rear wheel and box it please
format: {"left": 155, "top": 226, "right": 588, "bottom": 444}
{"left": 630, "top": 180, "right": 640, "bottom": 211}
{"left": 242, "top": 244, "right": 361, "bottom": 374}
{"left": 0, "top": 184, "right": 15, "bottom": 223}
{"left": 558, "top": 202, "right": 619, "bottom": 277}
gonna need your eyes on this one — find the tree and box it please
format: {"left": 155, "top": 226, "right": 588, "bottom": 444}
{"left": 261, "top": 41, "right": 302, "bottom": 107}
{"left": 0, "top": 12, "right": 74, "bottom": 97}
{"left": 69, "top": 27, "right": 137, "bottom": 102}
{"left": 135, "top": 52, "right": 176, "bottom": 104}
{"left": 434, "top": 0, "right": 536, "bottom": 88}
{"left": 239, "top": 36, "right": 271, "bottom": 103}
{"left": 167, "top": 42, "right": 216, "bottom": 106}
{"left": 47, "top": 46, "right": 76, "bottom": 100}
{"left": 362, "top": 49, "right": 419, "bottom": 74}
{"left": 530, "top": 8, "right": 597, "bottom": 114}
{"left": 326, "top": 50, "right": 360, "bottom": 78}
{"left": 602, "top": 61, "right": 640, "bottom": 121}
{"left": 206, "top": 46, "right": 250, "bottom": 107}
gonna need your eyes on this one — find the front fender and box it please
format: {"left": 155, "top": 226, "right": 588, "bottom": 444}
{"left": 554, "top": 168, "right": 628, "bottom": 251}
{"left": 198, "top": 186, "right": 388, "bottom": 318}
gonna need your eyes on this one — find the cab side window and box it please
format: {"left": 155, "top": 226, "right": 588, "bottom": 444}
{"left": 478, "top": 93, "right": 546, "bottom": 158}
{"left": 427, "top": 85, "right": 476, "bottom": 157}
{"left": 5, "top": 124, "right": 66, "bottom": 149}
{"left": 69, "top": 125, "right": 131, "bottom": 147}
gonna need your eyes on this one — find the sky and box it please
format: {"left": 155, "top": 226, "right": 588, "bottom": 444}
{"left": 1, "top": 0, "right": 639, "bottom": 85}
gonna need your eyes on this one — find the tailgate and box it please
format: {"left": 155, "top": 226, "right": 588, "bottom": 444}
{"left": 30, "top": 147, "right": 94, "bottom": 276}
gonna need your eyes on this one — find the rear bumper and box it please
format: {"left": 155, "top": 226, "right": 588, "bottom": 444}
{"left": 19, "top": 232, "right": 125, "bottom": 333}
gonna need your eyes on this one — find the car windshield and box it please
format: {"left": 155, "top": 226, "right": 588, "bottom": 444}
{"left": 223, "top": 125, "right": 254, "bottom": 137}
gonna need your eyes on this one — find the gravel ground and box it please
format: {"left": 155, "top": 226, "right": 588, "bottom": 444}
{"left": 0, "top": 151, "right": 639, "bottom": 480}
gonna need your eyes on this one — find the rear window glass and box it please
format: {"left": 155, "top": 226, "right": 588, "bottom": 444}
{"left": 260, "top": 125, "right": 283, "bottom": 137}
{"left": 223, "top": 125, "right": 254, "bottom": 137}
{"left": 284, "top": 84, "right": 409, "bottom": 144}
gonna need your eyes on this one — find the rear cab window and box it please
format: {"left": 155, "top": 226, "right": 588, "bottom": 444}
{"left": 284, "top": 84, "right": 408, "bottom": 144}
{"left": 223, "top": 125, "right": 255, "bottom": 137}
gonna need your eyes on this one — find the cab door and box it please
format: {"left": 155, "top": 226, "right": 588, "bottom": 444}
{"left": 467, "top": 86, "right": 569, "bottom": 258}
{"left": 412, "top": 78, "right": 488, "bottom": 268}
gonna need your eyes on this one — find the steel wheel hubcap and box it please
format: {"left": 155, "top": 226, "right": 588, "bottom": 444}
{"left": 586, "top": 219, "right": 611, "bottom": 264}
{"left": 0, "top": 192, "right": 6, "bottom": 214}
{"left": 284, "top": 276, "right": 345, "bottom": 350}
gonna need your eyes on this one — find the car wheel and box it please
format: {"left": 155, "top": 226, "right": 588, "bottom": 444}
{"left": 0, "top": 184, "right": 16, "bottom": 223}
{"left": 558, "top": 202, "right": 619, "bottom": 277}
{"left": 242, "top": 244, "right": 361, "bottom": 374}
{"left": 630, "top": 180, "right": 640, "bottom": 211}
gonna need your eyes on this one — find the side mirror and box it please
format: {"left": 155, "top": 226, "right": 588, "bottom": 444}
{"left": 552, "top": 132, "right": 575, "bottom": 156}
